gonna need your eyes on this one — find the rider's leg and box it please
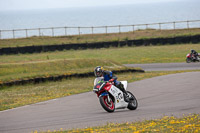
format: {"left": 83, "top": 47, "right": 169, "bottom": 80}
{"left": 195, "top": 53, "right": 199, "bottom": 60}
{"left": 117, "top": 82, "right": 127, "bottom": 94}
{"left": 115, "top": 81, "right": 130, "bottom": 102}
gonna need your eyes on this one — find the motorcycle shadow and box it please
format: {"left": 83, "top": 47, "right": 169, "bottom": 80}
{"left": 96, "top": 108, "right": 139, "bottom": 114}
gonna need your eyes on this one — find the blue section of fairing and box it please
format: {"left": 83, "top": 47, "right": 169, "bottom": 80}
{"left": 100, "top": 92, "right": 108, "bottom": 97}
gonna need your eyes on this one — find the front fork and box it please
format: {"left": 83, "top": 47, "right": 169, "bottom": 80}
{"left": 107, "top": 95, "right": 111, "bottom": 103}
{"left": 99, "top": 92, "right": 112, "bottom": 103}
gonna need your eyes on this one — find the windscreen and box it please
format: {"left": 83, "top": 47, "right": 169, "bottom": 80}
{"left": 94, "top": 77, "right": 104, "bottom": 86}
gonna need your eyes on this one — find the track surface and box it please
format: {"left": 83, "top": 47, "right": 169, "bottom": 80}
{"left": 125, "top": 62, "right": 200, "bottom": 71}
{"left": 0, "top": 72, "right": 200, "bottom": 133}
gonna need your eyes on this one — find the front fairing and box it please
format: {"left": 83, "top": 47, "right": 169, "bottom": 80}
{"left": 93, "top": 82, "right": 112, "bottom": 92}
{"left": 93, "top": 77, "right": 107, "bottom": 92}
{"left": 186, "top": 53, "right": 190, "bottom": 58}
{"left": 93, "top": 81, "right": 105, "bottom": 92}
{"left": 93, "top": 77, "right": 113, "bottom": 98}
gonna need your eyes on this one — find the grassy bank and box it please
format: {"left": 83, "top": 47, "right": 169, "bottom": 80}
{"left": 0, "top": 59, "right": 127, "bottom": 82}
{"left": 44, "top": 114, "right": 199, "bottom": 133}
{"left": 0, "top": 70, "right": 199, "bottom": 111}
{"left": 1, "top": 44, "right": 200, "bottom": 65}
{"left": 0, "top": 28, "right": 200, "bottom": 48}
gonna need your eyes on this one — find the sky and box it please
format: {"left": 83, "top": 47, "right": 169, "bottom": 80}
{"left": 0, "top": 0, "right": 181, "bottom": 11}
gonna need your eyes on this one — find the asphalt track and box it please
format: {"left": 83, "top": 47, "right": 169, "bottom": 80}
{"left": 125, "top": 62, "right": 200, "bottom": 71}
{"left": 0, "top": 65, "right": 200, "bottom": 132}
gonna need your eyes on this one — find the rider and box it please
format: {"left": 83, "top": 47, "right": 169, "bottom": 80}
{"left": 191, "top": 49, "right": 198, "bottom": 60}
{"left": 94, "top": 66, "right": 130, "bottom": 102}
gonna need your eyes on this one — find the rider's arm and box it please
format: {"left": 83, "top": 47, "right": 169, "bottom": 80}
{"left": 104, "top": 71, "right": 115, "bottom": 79}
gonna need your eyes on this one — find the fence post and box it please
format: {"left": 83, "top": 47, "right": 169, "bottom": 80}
{"left": 91, "top": 27, "right": 93, "bottom": 34}
{"left": 25, "top": 29, "right": 28, "bottom": 38}
{"left": 173, "top": 22, "right": 176, "bottom": 30}
{"left": 65, "top": 27, "right": 67, "bottom": 36}
{"left": 119, "top": 25, "right": 121, "bottom": 33}
{"left": 13, "top": 30, "right": 15, "bottom": 39}
{"left": 187, "top": 21, "right": 189, "bottom": 29}
{"left": 78, "top": 27, "right": 80, "bottom": 35}
{"left": 39, "top": 28, "right": 41, "bottom": 36}
{"left": 52, "top": 28, "right": 54, "bottom": 36}
{"left": 105, "top": 26, "right": 107, "bottom": 34}
{"left": 159, "top": 23, "right": 161, "bottom": 30}
{"left": 132, "top": 25, "right": 134, "bottom": 33}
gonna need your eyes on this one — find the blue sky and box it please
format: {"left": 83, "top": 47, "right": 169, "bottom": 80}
{"left": 0, "top": 0, "right": 181, "bottom": 11}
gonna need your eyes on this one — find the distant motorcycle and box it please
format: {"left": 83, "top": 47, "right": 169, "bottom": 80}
{"left": 93, "top": 77, "right": 138, "bottom": 113}
{"left": 186, "top": 53, "right": 200, "bottom": 63}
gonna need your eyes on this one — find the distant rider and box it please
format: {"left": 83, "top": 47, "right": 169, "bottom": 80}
{"left": 191, "top": 49, "right": 199, "bottom": 60}
{"left": 94, "top": 66, "right": 130, "bottom": 102}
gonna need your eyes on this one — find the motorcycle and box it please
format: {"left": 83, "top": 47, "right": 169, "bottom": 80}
{"left": 186, "top": 53, "right": 200, "bottom": 63}
{"left": 93, "top": 77, "right": 138, "bottom": 113}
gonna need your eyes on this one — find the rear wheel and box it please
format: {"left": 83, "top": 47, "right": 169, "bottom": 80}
{"left": 127, "top": 91, "right": 138, "bottom": 110}
{"left": 99, "top": 95, "right": 115, "bottom": 113}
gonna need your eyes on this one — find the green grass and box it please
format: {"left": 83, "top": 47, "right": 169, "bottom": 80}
{"left": 0, "top": 70, "right": 199, "bottom": 111}
{"left": 42, "top": 114, "right": 200, "bottom": 133}
{"left": 0, "top": 58, "right": 127, "bottom": 82}
{"left": 1, "top": 44, "right": 199, "bottom": 83}
{"left": 1, "top": 44, "right": 200, "bottom": 65}
{"left": 0, "top": 28, "right": 200, "bottom": 48}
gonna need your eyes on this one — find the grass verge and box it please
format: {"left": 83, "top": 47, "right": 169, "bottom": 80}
{"left": 0, "top": 70, "right": 199, "bottom": 111}
{"left": 0, "top": 58, "right": 130, "bottom": 83}
{"left": 1, "top": 44, "right": 200, "bottom": 65}
{"left": 0, "top": 28, "right": 200, "bottom": 48}
{"left": 42, "top": 114, "right": 200, "bottom": 133}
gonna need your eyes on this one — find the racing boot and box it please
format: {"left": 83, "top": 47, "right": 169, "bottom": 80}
{"left": 123, "top": 92, "right": 130, "bottom": 102}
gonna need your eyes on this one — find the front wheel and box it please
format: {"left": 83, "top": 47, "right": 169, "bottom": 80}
{"left": 186, "top": 58, "right": 192, "bottom": 63}
{"left": 127, "top": 91, "right": 138, "bottom": 110}
{"left": 99, "top": 95, "right": 115, "bottom": 113}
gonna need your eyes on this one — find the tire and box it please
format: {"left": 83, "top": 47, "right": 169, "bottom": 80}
{"left": 127, "top": 91, "right": 138, "bottom": 110}
{"left": 186, "top": 58, "right": 192, "bottom": 63}
{"left": 99, "top": 95, "right": 115, "bottom": 113}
